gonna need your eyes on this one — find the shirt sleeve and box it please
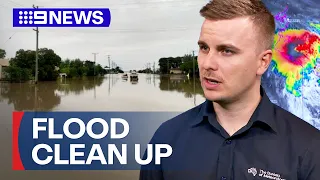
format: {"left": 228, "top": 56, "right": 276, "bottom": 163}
{"left": 299, "top": 137, "right": 320, "bottom": 180}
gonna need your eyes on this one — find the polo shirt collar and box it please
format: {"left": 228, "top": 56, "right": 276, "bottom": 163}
{"left": 191, "top": 86, "right": 278, "bottom": 133}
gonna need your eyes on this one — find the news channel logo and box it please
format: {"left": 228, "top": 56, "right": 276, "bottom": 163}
{"left": 12, "top": 8, "right": 111, "bottom": 27}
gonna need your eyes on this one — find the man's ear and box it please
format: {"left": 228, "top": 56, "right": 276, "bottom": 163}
{"left": 257, "top": 49, "right": 272, "bottom": 76}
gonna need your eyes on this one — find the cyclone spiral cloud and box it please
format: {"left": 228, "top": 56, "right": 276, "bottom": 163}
{"left": 310, "top": 23, "right": 320, "bottom": 31}
{"left": 272, "top": 29, "right": 320, "bottom": 97}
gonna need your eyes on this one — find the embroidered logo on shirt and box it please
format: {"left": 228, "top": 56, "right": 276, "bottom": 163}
{"left": 248, "top": 168, "right": 286, "bottom": 180}
{"left": 248, "top": 167, "right": 257, "bottom": 176}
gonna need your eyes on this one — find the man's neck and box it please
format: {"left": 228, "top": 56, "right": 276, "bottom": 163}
{"left": 213, "top": 86, "right": 262, "bottom": 136}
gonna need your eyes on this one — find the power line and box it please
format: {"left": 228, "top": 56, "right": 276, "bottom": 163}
{"left": 192, "top": 50, "right": 196, "bottom": 106}
{"left": 1, "top": 32, "right": 17, "bottom": 46}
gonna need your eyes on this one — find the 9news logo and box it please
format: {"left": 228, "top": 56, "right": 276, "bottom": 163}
{"left": 13, "top": 8, "right": 111, "bottom": 27}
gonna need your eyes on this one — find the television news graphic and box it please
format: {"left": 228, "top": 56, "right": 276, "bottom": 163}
{"left": 13, "top": 112, "right": 177, "bottom": 170}
{"left": 315, "top": 64, "right": 320, "bottom": 77}
{"left": 12, "top": 8, "right": 111, "bottom": 27}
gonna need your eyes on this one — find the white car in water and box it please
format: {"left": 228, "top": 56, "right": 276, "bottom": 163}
{"left": 129, "top": 70, "right": 138, "bottom": 81}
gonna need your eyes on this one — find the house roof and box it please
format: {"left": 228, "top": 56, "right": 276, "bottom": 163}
{"left": 0, "top": 59, "right": 9, "bottom": 66}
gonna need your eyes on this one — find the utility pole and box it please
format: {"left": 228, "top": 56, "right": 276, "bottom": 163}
{"left": 148, "top": 63, "right": 150, "bottom": 74}
{"left": 107, "top": 55, "right": 110, "bottom": 73}
{"left": 167, "top": 59, "right": 169, "bottom": 75}
{"left": 33, "top": 5, "right": 39, "bottom": 84}
{"left": 107, "top": 54, "right": 110, "bottom": 95}
{"left": 94, "top": 76, "right": 96, "bottom": 99}
{"left": 192, "top": 50, "right": 195, "bottom": 78}
{"left": 92, "top": 53, "right": 98, "bottom": 76}
{"left": 192, "top": 50, "right": 196, "bottom": 106}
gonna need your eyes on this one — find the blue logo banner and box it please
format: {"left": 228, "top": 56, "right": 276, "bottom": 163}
{"left": 13, "top": 112, "right": 180, "bottom": 170}
{"left": 12, "top": 8, "right": 111, "bottom": 27}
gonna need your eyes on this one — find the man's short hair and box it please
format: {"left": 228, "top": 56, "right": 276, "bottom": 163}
{"left": 200, "top": 0, "right": 275, "bottom": 50}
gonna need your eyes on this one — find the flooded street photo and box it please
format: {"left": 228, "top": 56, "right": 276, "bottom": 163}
{"left": 0, "top": 74, "right": 205, "bottom": 112}
{"left": 0, "top": 73, "right": 205, "bottom": 180}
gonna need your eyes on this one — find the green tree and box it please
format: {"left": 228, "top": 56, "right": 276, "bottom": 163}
{"left": 180, "top": 54, "right": 199, "bottom": 76}
{"left": 159, "top": 57, "right": 169, "bottom": 74}
{"left": 158, "top": 54, "right": 198, "bottom": 75}
{"left": 9, "top": 48, "right": 62, "bottom": 81}
{"left": 9, "top": 49, "right": 35, "bottom": 69}
{"left": 59, "top": 58, "right": 108, "bottom": 78}
{"left": 0, "top": 49, "right": 6, "bottom": 58}
{"left": 4, "top": 66, "right": 31, "bottom": 82}
{"left": 114, "top": 66, "right": 124, "bottom": 73}
{"left": 69, "top": 58, "right": 84, "bottom": 77}
{"left": 84, "top": 60, "right": 95, "bottom": 76}
{"left": 38, "top": 48, "right": 62, "bottom": 81}
{"left": 59, "top": 59, "right": 71, "bottom": 76}
{"left": 95, "top": 64, "right": 106, "bottom": 75}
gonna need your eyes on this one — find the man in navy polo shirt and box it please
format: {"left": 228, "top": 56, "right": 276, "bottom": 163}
{"left": 140, "top": 0, "right": 320, "bottom": 179}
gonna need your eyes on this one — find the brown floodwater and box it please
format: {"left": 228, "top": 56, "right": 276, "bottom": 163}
{"left": 0, "top": 73, "right": 205, "bottom": 180}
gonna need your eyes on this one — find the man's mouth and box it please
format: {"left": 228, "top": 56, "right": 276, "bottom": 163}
{"left": 204, "top": 77, "right": 221, "bottom": 84}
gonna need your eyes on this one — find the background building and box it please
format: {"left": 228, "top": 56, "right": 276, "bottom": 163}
{"left": 0, "top": 59, "right": 9, "bottom": 80}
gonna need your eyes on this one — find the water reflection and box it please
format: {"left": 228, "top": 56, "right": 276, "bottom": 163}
{"left": 0, "top": 74, "right": 205, "bottom": 111}
{"left": 0, "top": 82, "right": 61, "bottom": 111}
{"left": 57, "top": 77, "right": 104, "bottom": 96}
{"left": 159, "top": 74, "right": 204, "bottom": 98}
{"left": 0, "top": 77, "right": 106, "bottom": 111}
{"left": 131, "top": 80, "right": 139, "bottom": 85}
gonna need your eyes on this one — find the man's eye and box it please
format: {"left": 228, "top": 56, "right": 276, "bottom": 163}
{"left": 222, "top": 49, "right": 234, "bottom": 55}
{"left": 200, "top": 45, "right": 209, "bottom": 51}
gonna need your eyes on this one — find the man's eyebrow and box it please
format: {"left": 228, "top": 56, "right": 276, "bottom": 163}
{"left": 197, "top": 41, "right": 242, "bottom": 52}
{"left": 216, "top": 44, "right": 241, "bottom": 52}
{"left": 197, "top": 40, "right": 207, "bottom": 46}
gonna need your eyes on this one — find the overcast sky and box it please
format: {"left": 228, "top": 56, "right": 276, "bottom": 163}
{"left": 0, "top": 0, "right": 208, "bottom": 71}
{"left": 1, "top": 0, "right": 318, "bottom": 71}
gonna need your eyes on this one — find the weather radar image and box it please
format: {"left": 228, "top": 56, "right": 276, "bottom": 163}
{"left": 261, "top": 0, "right": 320, "bottom": 129}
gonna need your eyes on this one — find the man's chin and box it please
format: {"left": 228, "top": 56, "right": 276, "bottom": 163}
{"left": 203, "top": 91, "right": 223, "bottom": 102}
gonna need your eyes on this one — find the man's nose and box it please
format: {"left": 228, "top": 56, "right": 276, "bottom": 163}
{"left": 202, "top": 53, "right": 218, "bottom": 70}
